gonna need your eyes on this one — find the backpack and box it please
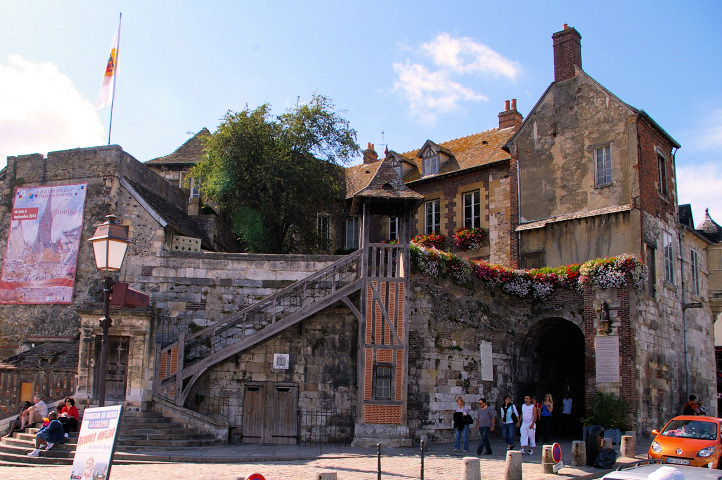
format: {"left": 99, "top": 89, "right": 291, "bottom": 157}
{"left": 683, "top": 401, "right": 695, "bottom": 415}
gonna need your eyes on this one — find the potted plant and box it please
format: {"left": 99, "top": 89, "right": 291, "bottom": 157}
{"left": 582, "top": 391, "right": 630, "bottom": 444}
{"left": 412, "top": 233, "right": 445, "bottom": 250}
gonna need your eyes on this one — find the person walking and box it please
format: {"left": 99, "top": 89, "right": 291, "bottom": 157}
{"left": 475, "top": 398, "right": 496, "bottom": 455}
{"left": 540, "top": 393, "right": 554, "bottom": 442}
{"left": 517, "top": 394, "right": 538, "bottom": 455}
{"left": 561, "top": 392, "right": 574, "bottom": 435}
{"left": 452, "top": 397, "right": 471, "bottom": 453}
{"left": 499, "top": 395, "right": 519, "bottom": 450}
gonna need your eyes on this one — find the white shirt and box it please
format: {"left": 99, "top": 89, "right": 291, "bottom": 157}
{"left": 521, "top": 403, "right": 535, "bottom": 426}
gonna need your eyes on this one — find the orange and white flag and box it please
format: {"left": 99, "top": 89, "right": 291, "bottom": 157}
{"left": 96, "top": 18, "right": 121, "bottom": 109}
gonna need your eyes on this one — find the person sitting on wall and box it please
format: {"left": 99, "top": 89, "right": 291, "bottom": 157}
{"left": 58, "top": 397, "right": 79, "bottom": 434}
{"left": 19, "top": 394, "right": 48, "bottom": 430}
{"left": 27, "top": 411, "right": 65, "bottom": 457}
{"left": 3, "top": 401, "right": 32, "bottom": 438}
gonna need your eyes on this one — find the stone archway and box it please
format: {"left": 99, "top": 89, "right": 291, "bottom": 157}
{"left": 516, "top": 318, "right": 586, "bottom": 438}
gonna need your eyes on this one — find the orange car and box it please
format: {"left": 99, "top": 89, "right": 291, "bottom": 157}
{"left": 648, "top": 416, "right": 722, "bottom": 468}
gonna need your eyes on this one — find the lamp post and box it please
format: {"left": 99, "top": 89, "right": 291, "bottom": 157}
{"left": 89, "top": 215, "right": 129, "bottom": 407}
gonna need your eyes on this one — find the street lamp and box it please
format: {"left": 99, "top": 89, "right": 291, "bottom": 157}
{"left": 89, "top": 215, "right": 129, "bottom": 407}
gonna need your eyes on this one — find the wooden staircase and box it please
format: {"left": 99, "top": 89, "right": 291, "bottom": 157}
{"left": 156, "top": 247, "right": 390, "bottom": 406}
{"left": 0, "top": 410, "right": 222, "bottom": 466}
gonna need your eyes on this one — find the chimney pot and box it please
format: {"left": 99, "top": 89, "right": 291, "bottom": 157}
{"left": 499, "top": 100, "right": 523, "bottom": 131}
{"left": 511, "top": 99, "right": 517, "bottom": 111}
{"left": 363, "top": 143, "right": 378, "bottom": 164}
{"left": 563, "top": 23, "right": 568, "bottom": 29}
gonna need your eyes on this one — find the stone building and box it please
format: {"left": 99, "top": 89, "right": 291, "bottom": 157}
{"left": 0, "top": 25, "right": 717, "bottom": 447}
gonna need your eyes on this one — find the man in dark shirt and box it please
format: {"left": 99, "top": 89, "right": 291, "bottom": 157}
{"left": 476, "top": 398, "right": 497, "bottom": 455}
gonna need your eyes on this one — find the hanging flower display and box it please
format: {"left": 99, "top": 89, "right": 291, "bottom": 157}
{"left": 411, "top": 233, "right": 445, "bottom": 250}
{"left": 452, "top": 227, "right": 489, "bottom": 251}
{"left": 409, "top": 242, "right": 646, "bottom": 300}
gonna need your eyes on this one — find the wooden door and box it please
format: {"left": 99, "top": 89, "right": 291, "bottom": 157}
{"left": 20, "top": 382, "right": 33, "bottom": 402}
{"left": 94, "top": 336, "right": 129, "bottom": 402}
{"left": 242, "top": 382, "right": 298, "bottom": 444}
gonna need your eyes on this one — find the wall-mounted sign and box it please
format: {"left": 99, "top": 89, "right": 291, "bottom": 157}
{"left": 273, "top": 353, "right": 289, "bottom": 369}
{"left": 479, "top": 341, "right": 493, "bottom": 381}
{"left": 595, "top": 335, "right": 620, "bottom": 383}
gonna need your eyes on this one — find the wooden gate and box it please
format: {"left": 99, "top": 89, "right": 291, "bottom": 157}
{"left": 93, "top": 336, "right": 129, "bottom": 401}
{"left": 242, "top": 382, "right": 298, "bottom": 444}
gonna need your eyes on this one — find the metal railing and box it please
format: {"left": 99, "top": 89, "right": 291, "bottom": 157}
{"left": 299, "top": 408, "right": 356, "bottom": 445}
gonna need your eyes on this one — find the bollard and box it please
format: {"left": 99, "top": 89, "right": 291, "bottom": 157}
{"left": 377, "top": 444, "right": 381, "bottom": 480}
{"left": 316, "top": 474, "right": 337, "bottom": 480}
{"left": 462, "top": 456, "right": 482, "bottom": 480}
{"left": 620, "top": 435, "right": 635, "bottom": 458}
{"left": 603, "top": 438, "right": 613, "bottom": 450}
{"left": 571, "top": 440, "right": 586, "bottom": 466}
{"left": 542, "top": 445, "right": 555, "bottom": 474}
{"left": 505, "top": 450, "right": 523, "bottom": 480}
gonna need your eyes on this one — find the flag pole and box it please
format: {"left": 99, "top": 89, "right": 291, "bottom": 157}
{"left": 107, "top": 12, "right": 122, "bottom": 145}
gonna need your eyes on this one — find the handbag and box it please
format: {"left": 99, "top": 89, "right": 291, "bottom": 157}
{"left": 463, "top": 414, "right": 474, "bottom": 425}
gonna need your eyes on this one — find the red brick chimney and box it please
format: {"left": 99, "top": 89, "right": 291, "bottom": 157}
{"left": 363, "top": 142, "right": 378, "bottom": 164}
{"left": 498, "top": 99, "right": 522, "bottom": 130}
{"left": 552, "top": 24, "right": 582, "bottom": 82}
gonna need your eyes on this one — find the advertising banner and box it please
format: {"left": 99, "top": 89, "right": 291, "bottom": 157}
{"left": 70, "top": 405, "right": 123, "bottom": 480}
{"left": 0, "top": 183, "right": 87, "bottom": 304}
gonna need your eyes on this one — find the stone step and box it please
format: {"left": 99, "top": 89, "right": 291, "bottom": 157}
{"left": 1, "top": 436, "right": 75, "bottom": 451}
{"left": 118, "top": 432, "right": 215, "bottom": 441}
{"left": 117, "top": 438, "right": 222, "bottom": 448}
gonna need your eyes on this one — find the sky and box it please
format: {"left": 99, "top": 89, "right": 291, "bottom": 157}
{"left": 1, "top": 1, "right": 720, "bottom": 226}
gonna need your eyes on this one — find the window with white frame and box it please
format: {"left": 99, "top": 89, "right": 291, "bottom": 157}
{"left": 658, "top": 153, "right": 668, "bottom": 196}
{"left": 374, "top": 365, "right": 392, "bottom": 400}
{"left": 345, "top": 217, "right": 359, "bottom": 250}
{"left": 422, "top": 152, "right": 439, "bottom": 176}
{"left": 317, "top": 213, "right": 331, "bottom": 244}
{"left": 690, "top": 249, "right": 700, "bottom": 295}
{"left": 595, "top": 145, "right": 612, "bottom": 187}
{"left": 463, "top": 190, "right": 481, "bottom": 228}
{"left": 389, "top": 217, "right": 398, "bottom": 242}
{"left": 425, "top": 199, "right": 440, "bottom": 234}
{"left": 663, "top": 231, "right": 675, "bottom": 284}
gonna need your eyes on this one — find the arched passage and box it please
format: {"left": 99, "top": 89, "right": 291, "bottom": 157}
{"left": 515, "top": 317, "right": 586, "bottom": 438}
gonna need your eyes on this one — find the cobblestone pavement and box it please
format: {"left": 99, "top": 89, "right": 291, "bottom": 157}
{"left": 0, "top": 437, "right": 651, "bottom": 480}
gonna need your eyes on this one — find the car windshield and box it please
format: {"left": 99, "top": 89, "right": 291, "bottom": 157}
{"left": 660, "top": 420, "right": 718, "bottom": 440}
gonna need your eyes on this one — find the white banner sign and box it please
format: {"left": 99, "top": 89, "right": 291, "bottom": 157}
{"left": 69, "top": 405, "right": 123, "bottom": 480}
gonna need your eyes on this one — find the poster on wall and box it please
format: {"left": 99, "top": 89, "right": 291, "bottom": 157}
{"left": 69, "top": 405, "right": 123, "bottom": 480}
{"left": 0, "top": 183, "right": 87, "bottom": 304}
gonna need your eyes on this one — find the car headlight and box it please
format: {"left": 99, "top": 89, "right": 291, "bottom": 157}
{"left": 697, "top": 446, "right": 715, "bottom": 458}
{"left": 651, "top": 441, "right": 662, "bottom": 453}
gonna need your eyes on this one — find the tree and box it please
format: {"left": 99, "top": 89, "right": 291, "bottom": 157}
{"left": 191, "top": 94, "right": 359, "bottom": 253}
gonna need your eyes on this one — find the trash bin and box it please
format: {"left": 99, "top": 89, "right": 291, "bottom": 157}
{"left": 585, "top": 425, "right": 604, "bottom": 466}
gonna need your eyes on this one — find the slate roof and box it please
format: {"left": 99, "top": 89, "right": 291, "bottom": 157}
{"left": 345, "top": 127, "right": 515, "bottom": 196}
{"left": 123, "top": 177, "right": 214, "bottom": 249}
{"left": 146, "top": 128, "right": 210, "bottom": 165}
{"left": 697, "top": 209, "right": 722, "bottom": 243}
{"left": 516, "top": 204, "right": 632, "bottom": 231}
{"left": 0, "top": 341, "right": 78, "bottom": 372}
{"left": 402, "top": 127, "right": 515, "bottom": 183}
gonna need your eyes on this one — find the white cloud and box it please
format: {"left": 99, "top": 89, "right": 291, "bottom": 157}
{"left": 421, "top": 33, "right": 521, "bottom": 79}
{"left": 393, "top": 61, "right": 486, "bottom": 126}
{"left": 0, "top": 55, "right": 104, "bottom": 167}
{"left": 392, "top": 34, "right": 520, "bottom": 126}
{"left": 693, "top": 109, "right": 722, "bottom": 151}
{"left": 676, "top": 162, "right": 722, "bottom": 226}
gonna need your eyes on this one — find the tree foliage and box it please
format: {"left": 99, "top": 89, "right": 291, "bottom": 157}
{"left": 191, "top": 94, "right": 359, "bottom": 253}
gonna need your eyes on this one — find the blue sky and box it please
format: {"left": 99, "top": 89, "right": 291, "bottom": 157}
{"left": 1, "top": 1, "right": 720, "bottom": 226}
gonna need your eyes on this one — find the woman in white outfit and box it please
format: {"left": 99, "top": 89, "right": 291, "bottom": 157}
{"left": 517, "top": 395, "right": 538, "bottom": 455}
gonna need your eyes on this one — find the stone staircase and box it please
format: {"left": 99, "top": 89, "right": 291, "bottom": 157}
{"left": 0, "top": 410, "right": 222, "bottom": 466}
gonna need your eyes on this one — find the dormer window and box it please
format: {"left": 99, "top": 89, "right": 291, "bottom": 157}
{"left": 422, "top": 151, "right": 439, "bottom": 176}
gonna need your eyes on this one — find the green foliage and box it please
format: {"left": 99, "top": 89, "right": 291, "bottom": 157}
{"left": 191, "top": 94, "right": 359, "bottom": 253}
{"left": 582, "top": 391, "right": 629, "bottom": 430}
